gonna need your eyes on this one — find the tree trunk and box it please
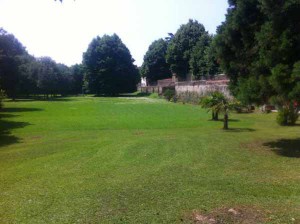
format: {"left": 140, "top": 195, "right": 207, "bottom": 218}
{"left": 212, "top": 111, "right": 219, "bottom": 121}
{"left": 215, "top": 112, "right": 219, "bottom": 121}
{"left": 223, "top": 112, "right": 229, "bottom": 130}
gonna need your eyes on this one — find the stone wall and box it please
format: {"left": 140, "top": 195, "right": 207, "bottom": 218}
{"left": 139, "top": 76, "right": 231, "bottom": 98}
{"left": 175, "top": 80, "right": 231, "bottom": 98}
{"left": 138, "top": 86, "right": 162, "bottom": 94}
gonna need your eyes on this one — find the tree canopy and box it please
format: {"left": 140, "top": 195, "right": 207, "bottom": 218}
{"left": 166, "top": 19, "right": 206, "bottom": 79}
{"left": 140, "top": 39, "right": 170, "bottom": 84}
{"left": 215, "top": 0, "right": 300, "bottom": 125}
{"left": 83, "top": 34, "right": 139, "bottom": 95}
{"left": 189, "top": 33, "right": 221, "bottom": 79}
{"left": 0, "top": 28, "right": 27, "bottom": 99}
{"left": 0, "top": 28, "right": 85, "bottom": 99}
{"left": 165, "top": 20, "right": 221, "bottom": 80}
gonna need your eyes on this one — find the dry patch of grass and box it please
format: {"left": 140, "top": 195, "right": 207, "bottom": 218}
{"left": 187, "top": 206, "right": 266, "bottom": 224}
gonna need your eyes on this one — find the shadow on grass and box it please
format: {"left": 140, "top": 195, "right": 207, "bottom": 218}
{"left": 0, "top": 119, "right": 31, "bottom": 148}
{"left": 7, "top": 96, "right": 75, "bottom": 102}
{"left": 119, "top": 92, "right": 152, "bottom": 97}
{"left": 94, "top": 92, "right": 152, "bottom": 98}
{"left": 0, "top": 106, "right": 40, "bottom": 148}
{"left": 213, "top": 119, "right": 240, "bottom": 122}
{"left": 1, "top": 108, "right": 43, "bottom": 113}
{"left": 225, "top": 128, "right": 256, "bottom": 132}
{"left": 263, "top": 139, "right": 300, "bottom": 158}
{"left": 0, "top": 113, "right": 19, "bottom": 118}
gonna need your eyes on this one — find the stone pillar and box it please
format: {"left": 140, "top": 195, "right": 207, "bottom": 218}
{"left": 172, "top": 73, "right": 178, "bottom": 82}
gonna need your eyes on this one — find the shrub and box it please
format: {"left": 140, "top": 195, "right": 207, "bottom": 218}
{"left": 163, "top": 89, "right": 176, "bottom": 101}
{"left": 276, "top": 106, "right": 299, "bottom": 126}
{"left": 277, "top": 109, "right": 289, "bottom": 126}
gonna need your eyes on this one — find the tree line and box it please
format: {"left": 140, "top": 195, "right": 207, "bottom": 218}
{"left": 0, "top": 28, "right": 84, "bottom": 99}
{"left": 215, "top": 0, "right": 300, "bottom": 126}
{"left": 0, "top": 29, "right": 139, "bottom": 99}
{"left": 140, "top": 20, "right": 221, "bottom": 84}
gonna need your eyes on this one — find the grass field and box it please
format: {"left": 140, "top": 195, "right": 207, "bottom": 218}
{"left": 0, "top": 96, "right": 299, "bottom": 223}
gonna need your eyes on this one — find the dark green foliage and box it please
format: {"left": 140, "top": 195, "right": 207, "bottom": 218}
{"left": 216, "top": 0, "right": 300, "bottom": 125}
{"left": 203, "top": 38, "right": 222, "bottom": 77}
{"left": 215, "top": 0, "right": 264, "bottom": 86}
{"left": 0, "top": 28, "right": 83, "bottom": 99}
{"left": 140, "top": 39, "right": 171, "bottom": 84}
{"left": 36, "top": 57, "right": 61, "bottom": 96}
{"left": 166, "top": 19, "right": 206, "bottom": 79}
{"left": 236, "top": 76, "right": 271, "bottom": 106}
{"left": 0, "top": 28, "right": 27, "bottom": 99}
{"left": 163, "top": 89, "right": 176, "bottom": 101}
{"left": 165, "top": 20, "right": 221, "bottom": 80}
{"left": 17, "top": 55, "right": 40, "bottom": 96}
{"left": 189, "top": 33, "right": 212, "bottom": 79}
{"left": 269, "top": 62, "right": 300, "bottom": 125}
{"left": 83, "top": 34, "right": 139, "bottom": 95}
{"left": 70, "top": 64, "right": 84, "bottom": 94}
{"left": 189, "top": 34, "right": 221, "bottom": 79}
{"left": 276, "top": 109, "right": 289, "bottom": 126}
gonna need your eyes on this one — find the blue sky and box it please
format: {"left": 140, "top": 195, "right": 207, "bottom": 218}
{"left": 0, "top": 0, "right": 228, "bottom": 66}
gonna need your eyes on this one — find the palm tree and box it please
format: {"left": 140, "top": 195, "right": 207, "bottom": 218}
{"left": 200, "top": 92, "right": 231, "bottom": 130}
{"left": 200, "top": 92, "right": 225, "bottom": 121}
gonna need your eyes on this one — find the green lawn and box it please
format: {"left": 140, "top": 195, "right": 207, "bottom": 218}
{"left": 0, "top": 96, "right": 299, "bottom": 223}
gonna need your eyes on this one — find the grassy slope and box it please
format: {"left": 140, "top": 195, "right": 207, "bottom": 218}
{"left": 0, "top": 96, "right": 299, "bottom": 223}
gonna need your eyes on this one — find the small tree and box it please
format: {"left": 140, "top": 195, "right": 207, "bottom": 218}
{"left": 200, "top": 92, "right": 234, "bottom": 130}
{"left": 200, "top": 92, "right": 226, "bottom": 121}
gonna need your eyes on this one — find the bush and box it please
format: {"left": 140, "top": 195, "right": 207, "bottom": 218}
{"left": 163, "top": 89, "right": 176, "bottom": 101}
{"left": 277, "top": 107, "right": 299, "bottom": 126}
{"left": 277, "top": 109, "right": 289, "bottom": 126}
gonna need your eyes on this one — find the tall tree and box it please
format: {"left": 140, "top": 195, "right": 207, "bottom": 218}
{"left": 83, "top": 34, "right": 139, "bottom": 95}
{"left": 0, "top": 28, "right": 27, "bottom": 99}
{"left": 17, "top": 55, "right": 39, "bottom": 96}
{"left": 203, "top": 37, "right": 222, "bottom": 77}
{"left": 189, "top": 33, "right": 220, "bottom": 79}
{"left": 166, "top": 19, "right": 206, "bottom": 79}
{"left": 140, "top": 39, "right": 171, "bottom": 84}
{"left": 36, "top": 57, "right": 61, "bottom": 97}
{"left": 215, "top": 0, "right": 300, "bottom": 125}
{"left": 57, "top": 63, "right": 72, "bottom": 96}
{"left": 70, "top": 64, "right": 84, "bottom": 94}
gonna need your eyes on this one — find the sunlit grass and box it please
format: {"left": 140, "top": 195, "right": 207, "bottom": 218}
{"left": 0, "top": 96, "right": 299, "bottom": 223}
